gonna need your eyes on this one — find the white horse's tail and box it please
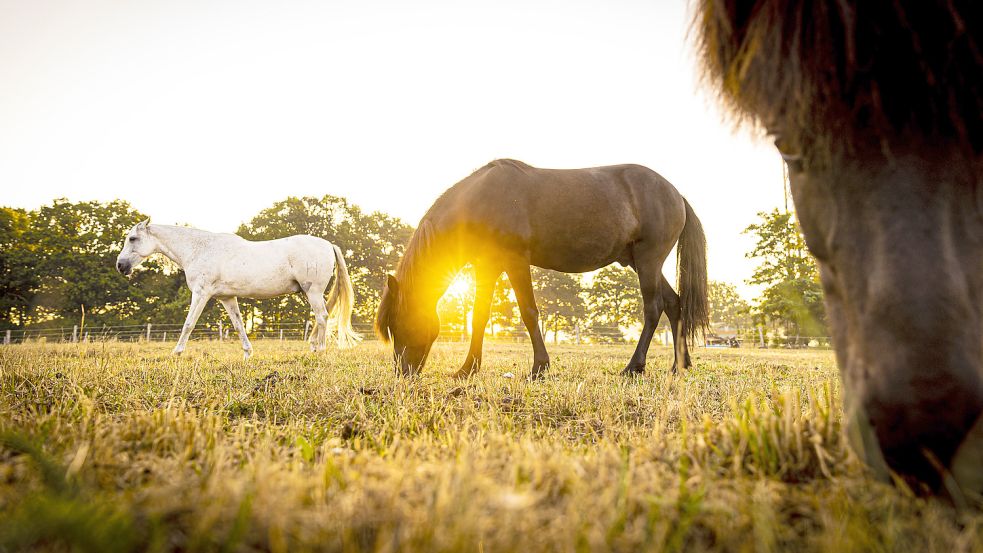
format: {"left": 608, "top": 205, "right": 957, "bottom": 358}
{"left": 327, "top": 244, "right": 361, "bottom": 348}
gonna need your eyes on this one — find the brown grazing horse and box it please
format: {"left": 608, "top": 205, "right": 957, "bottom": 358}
{"left": 375, "top": 159, "right": 709, "bottom": 379}
{"left": 694, "top": 1, "right": 983, "bottom": 496}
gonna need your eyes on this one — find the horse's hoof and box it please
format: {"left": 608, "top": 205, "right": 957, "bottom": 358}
{"left": 621, "top": 365, "right": 645, "bottom": 377}
{"left": 451, "top": 369, "right": 474, "bottom": 380}
{"left": 528, "top": 363, "right": 550, "bottom": 381}
{"left": 172, "top": 349, "right": 184, "bottom": 357}
{"left": 453, "top": 361, "right": 479, "bottom": 379}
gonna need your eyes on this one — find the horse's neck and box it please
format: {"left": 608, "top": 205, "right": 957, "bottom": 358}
{"left": 148, "top": 225, "right": 212, "bottom": 269}
{"left": 404, "top": 250, "right": 461, "bottom": 307}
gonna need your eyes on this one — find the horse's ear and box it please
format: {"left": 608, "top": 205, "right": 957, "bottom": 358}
{"left": 386, "top": 274, "right": 399, "bottom": 293}
{"left": 139, "top": 217, "right": 150, "bottom": 228}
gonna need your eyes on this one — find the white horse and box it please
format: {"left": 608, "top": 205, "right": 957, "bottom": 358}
{"left": 115, "top": 219, "right": 360, "bottom": 358}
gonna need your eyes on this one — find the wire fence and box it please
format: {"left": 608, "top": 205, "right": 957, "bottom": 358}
{"left": 0, "top": 322, "right": 833, "bottom": 350}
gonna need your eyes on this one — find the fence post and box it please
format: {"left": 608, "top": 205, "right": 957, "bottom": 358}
{"left": 146, "top": 323, "right": 152, "bottom": 342}
{"left": 4, "top": 329, "right": 9, "bottom": 345}
{"left": 303, "top": 321, "right": 311, "bottom": 342}
{"left": 575, "top": 324, "right": 581, "bottom": 345}
{"left": 218, "top": 321, "right": 223, "bottom": 342}
{"left": 758, "top": 325, "right": 766, "bottom": 348}
{"left": 72, "top": 325, "right": 78, "bottom": 343}
{"left": 162, "top": 332, "right": 167, "bottom": 342}
{"left": 279, "top": 328, "right": 283, "bottom": 341}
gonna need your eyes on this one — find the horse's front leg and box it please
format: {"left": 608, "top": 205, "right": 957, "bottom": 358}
{"left": 220, "top": 297, "right": 253, "bottom": 359}
{"left": 506, "top": 263, "right": 550, "bottom": 379}
{"left": 173, "top": 291, "right": 210, "bottom": 356}
{"left": 453, "top": 266, "right": 499, "bottom": 378}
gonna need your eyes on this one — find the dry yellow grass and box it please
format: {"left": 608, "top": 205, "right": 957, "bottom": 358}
{"left": 0, "top": 341, "right": 980, "bottom": 552}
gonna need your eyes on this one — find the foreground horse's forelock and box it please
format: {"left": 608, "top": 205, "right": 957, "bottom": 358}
{"left": 694, "top": 0, "right": 983, "bottom": 494}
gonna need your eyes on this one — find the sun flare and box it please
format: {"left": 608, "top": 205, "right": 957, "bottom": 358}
{"left": 444, "top": 271, "right": 473, "bottom": 299}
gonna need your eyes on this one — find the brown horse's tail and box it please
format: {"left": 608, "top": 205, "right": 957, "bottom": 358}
{"left": 677, "top": 198, "right": 709, "bottom": 345}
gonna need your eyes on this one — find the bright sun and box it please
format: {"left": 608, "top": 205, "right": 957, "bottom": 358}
{"left": 445, "top": 272, "right": 473, "bottom": 299}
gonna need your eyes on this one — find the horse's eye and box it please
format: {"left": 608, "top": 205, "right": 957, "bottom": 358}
{"left": 128, "top": 236, "right": 137, "bottom": 242}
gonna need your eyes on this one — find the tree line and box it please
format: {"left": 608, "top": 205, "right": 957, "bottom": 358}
{"left": 0, "top": 198, "right": 826, "bottom": 342}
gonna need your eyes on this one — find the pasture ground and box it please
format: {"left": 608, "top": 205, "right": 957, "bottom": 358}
{"left": 0, "top": 341, "right": 980, "bottom": 552}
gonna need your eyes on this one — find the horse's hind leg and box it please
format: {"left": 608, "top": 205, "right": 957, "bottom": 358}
{"left": 220, "top": 297, "right": 253, "bottom": 359}
{"left": 305, "top": 290, "right": 329, "bottom": 352}
{"left": 622, "top": 259, "right": 666, "bottom": 376}
{"left": 661, "top": 277, "right": 692, "bottom": 371}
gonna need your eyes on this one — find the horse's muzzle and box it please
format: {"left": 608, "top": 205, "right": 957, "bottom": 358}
{"left": 116, "top": 261, "right": 132, "bottom": 276}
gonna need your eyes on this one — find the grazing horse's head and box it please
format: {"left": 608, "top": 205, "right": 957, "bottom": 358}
{"left": 696, "top": 1, "right": 983, "bottom": 494}
{"left": 115, "top": 218, "right": 157, "bottom": 277}
{"left": 375, "top": 274, "right": 440, "bottom": 375}
{"left": 375, "top": 220, "right": 445, "bottom": 375}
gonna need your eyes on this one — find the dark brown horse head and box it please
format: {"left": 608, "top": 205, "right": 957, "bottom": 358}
{"left": 695, "top": 0, "right": 983, "bottom": 494}
{"left": 375, "top": 221, "right": 444, "bottom": 375}
{"left": 375, "top": 274, "right": 440, "bottom": 375}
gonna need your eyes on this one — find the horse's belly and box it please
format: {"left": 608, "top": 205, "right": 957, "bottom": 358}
{"left": 208, "top": 252, "right": 305, "bottom": 298}
{"left": 528, "top": 229, "right": 632, "bottom": 273}
{"left": 210, "top": 274, "right": 300, "bottom": 299}
{"left": 530, "top": 249, "right": 625, "bottom": 273}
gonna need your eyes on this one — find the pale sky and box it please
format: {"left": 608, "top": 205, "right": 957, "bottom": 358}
{"left": 0, "top": 0, "right": 783, "bottom": 298}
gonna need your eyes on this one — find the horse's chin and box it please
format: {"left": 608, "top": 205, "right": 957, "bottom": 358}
{"left": 950, "top": 414, "right": 983, "bottom": 502}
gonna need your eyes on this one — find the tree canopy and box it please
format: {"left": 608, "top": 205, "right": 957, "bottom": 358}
{"left": 0, "top": 196, "right": 411, "bottom": 331}
{"left": 744, "top": 209, "right": 826, "bottom": 337}
{"left": 1, "top": 197, "right": 827, "bottom": 345}
{"left": 708, "top": 280, "right": 751, "bottom": 330}
{"left": 235, "top": 195, "right": 412, "bottom": 325}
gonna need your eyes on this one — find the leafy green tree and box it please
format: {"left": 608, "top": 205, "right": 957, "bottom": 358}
{"left": 22, "top": 199, "right": 180, "bottom": 327}
{"left": 532, "top": 268, "right": 585, "bottom": 342}
{"left": 744, "top": 209, "right": 826, "bottom": 338}
{"left": 708, "top": 280, "right": 752, "bottom": 330}
{"left": 0, "top": 207, "right": 38, "bottom": 328}
{"left": 489, "top": 274, "right": 517, "bottom": 334}
{"left": 587, "top": 265, "right": 641, "bottom": 340}
{"left": 236, "top": 196, "right": 412, "bottom": 325}
{"left": 436, "top": 271, "right": 475, "bottom": 337}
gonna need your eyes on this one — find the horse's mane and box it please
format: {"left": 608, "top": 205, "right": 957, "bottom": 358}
{"left": 374, "top": 219, "right": 437, "bottom": 342}
{"left": 694, "top": 0, "right": 983, "bottom": 163}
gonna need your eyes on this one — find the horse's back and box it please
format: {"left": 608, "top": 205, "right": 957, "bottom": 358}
{"left": 434, "top": 160, "right": 686, "bottom": 271}
{"left": 209, "top": 234, "right": 336, "bottom": 296}
{"left": 471, "top": 161, "right": 684, "bottom": 234}
{"left": 237, "top": 234, "right": 333, "bottom": 256}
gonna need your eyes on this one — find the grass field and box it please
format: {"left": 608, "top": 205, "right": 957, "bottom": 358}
{"left": 1, "top": 340, "right": 981, "bottom": 552}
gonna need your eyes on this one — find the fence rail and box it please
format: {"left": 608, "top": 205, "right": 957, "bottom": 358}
{"left": 0, "top": 322, "right": 833, "bottom": 349}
